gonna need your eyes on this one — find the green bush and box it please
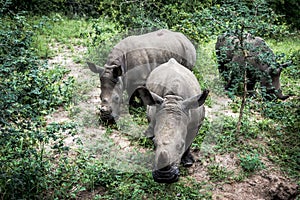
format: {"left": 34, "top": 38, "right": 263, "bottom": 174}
{"left": 0, "top": 12, "right": 76, "bottom": 199}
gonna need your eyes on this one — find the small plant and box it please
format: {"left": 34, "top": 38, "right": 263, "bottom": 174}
{"left": 192, "top": 118, "right": 211, "bottom": 150}
{"left": 239, "top": 152, "right": 265, "bottom": 173}
{"left": 207, "top": 164, "right": 234, "bottom": 182}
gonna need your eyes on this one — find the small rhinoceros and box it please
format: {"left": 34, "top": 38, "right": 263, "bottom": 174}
{"left": 130, "top": 58, "right": 209, "bottom": 183}
{"left": 87, "top": 29, "right": 196, "bottom": 123}
{"left": 215, "top": 33, "right": 289, "bottom": 100}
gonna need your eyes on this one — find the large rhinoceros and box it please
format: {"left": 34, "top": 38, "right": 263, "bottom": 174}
{"left": 215, "top": 33, "right": 289, "bottom": 100}
{"left": 87, "top": 29, "right": 196, "bottom": 123}
{"left": 130, "top": 58, "right": 209, "bottom": 183}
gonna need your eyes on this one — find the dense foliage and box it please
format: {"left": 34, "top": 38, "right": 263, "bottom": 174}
{"left": 1, "top": 0, "right": 100, "bottom": 17}
{"left": 3, "top": 0, "right": 299, "bottom": 31}
{"left": 0, "top": 11, "right": 76, "bottom": 199}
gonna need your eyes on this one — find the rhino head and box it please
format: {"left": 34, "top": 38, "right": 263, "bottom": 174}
{"left": 131, "top": 87, "right": 209, "bottom": 183}
{"left": 87, "top": 62, "right": 123, "bottom": 124}
{"left": 264, "top": 66, "right": 289, "bottom": 100}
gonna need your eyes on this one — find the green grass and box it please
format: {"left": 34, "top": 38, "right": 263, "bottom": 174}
{"left": 29, "top": 14, "right": 120, "bottom": 59}
{"left": 267, "top": 35, "right": 300, "bottom": 58}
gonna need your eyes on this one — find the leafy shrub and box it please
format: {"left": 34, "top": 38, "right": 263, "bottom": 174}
{"left": 0, "top": 12, "right": 76, "bottom": 199}
{"left": 87, "top": 18, "right": 121, "bottom": 66}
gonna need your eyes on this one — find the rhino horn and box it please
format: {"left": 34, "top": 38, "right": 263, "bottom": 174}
{"left": 280, "top": 61, "right": 292, "bottom": 68}
{"left": 182, "top": 89, "right": 209, "bottom": 110}
{"left": 130, "top": 86, "right": 164, "bottom": 106}
{"left": 156, "top": 150, "right": 170, "bottom": 170}
{"left": 277, "top": 94, "right": 289, "bottom": 100}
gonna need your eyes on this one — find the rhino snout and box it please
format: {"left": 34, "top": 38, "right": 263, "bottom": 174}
{"left": 100, "top": 104, "right": 112, "bottom": 114}
{"left": 265, "top": 89, "right": 289, "bottom": 101}
{"left": 152, "top": 165, "right": 180, "bottom": 183}
{"left": 153, "top": 150, "right": 180, "bottom": 183}
{"left": 99, "top": 104, "right": 115, "bottom": 123}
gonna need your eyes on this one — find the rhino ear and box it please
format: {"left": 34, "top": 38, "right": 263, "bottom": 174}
{"left": 182, "top": 89, "right": 209, "bottom": 110}
{"left": 266, "top": 66, "right": 282, "bottom": 76}
{"left": 87, "top": 62, "right": 104, "bottom": 74}
{"left": 112, "top": 65, "right": 123, "bottom": 77}
{"left": 130, "top": 86, "right": 163, "bottom": 106}
{"left": 275, "top": 67, "right": 282, "bottom": 75}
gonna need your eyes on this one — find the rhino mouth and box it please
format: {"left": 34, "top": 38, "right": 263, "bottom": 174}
{"left": 264, "top": 89, "right": 289, "bottom": 101}
{"left": 100, "top": 113, "right": 116, "bottom": 124}
{"left": 152, "top": 166, "right": 180, "bottom": 183}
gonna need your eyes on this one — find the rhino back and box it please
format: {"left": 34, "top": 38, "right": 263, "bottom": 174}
{"left": 216, "top": 33, "right": 275, "bottom": 71}
{"left": 246, "top": 36, "right": 276, "bottom": 71}
{"left": 146, "top": 59, "right": 201, "bottom": 99}
{"left": 108, "top": 30, "right": 196, "bottom": 97}
{"left": 107, "top": 29, "right": 196, "bottom": 71}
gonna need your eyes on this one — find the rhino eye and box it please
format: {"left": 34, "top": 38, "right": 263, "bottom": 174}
{"left": 176, "top": 143, "right": 184, "bottom": 151}
{"left": 112, "top": 95, "right": 120, "bottom": 103}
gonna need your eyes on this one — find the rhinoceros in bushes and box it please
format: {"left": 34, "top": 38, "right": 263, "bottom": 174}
{"left": 87, "top": 29, "right": 196, "bottom": 123}
{"left": 215, "top": 33, "right": 289, "bottom": 100}
{"left": 130, "top": 58, "right": 209, "bottom": 183}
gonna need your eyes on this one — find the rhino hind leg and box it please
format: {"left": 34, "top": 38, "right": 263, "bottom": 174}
{"left": 181, "top": 147, "right": 195, "bottom": 167}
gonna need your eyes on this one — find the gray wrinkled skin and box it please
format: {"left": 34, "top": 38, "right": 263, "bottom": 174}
{"left": 130, "top": 58, "right": 209, "bottom": 183}
{"left": 215, "top": 33, "right": 289, "bottom": 100}
{"left": 88, "top": 29, "right": 196, "bottom": 123}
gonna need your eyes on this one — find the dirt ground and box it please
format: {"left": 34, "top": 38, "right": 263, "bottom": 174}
{"left": 48, "top": 44, "right": 299, "bottom": 200}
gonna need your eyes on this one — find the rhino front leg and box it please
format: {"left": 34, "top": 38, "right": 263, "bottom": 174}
{"left": 247, "top": 79, "right": 256, "bottom": 97}
{"left": 181, "top": 147, "right": 195, "bottom": 167}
